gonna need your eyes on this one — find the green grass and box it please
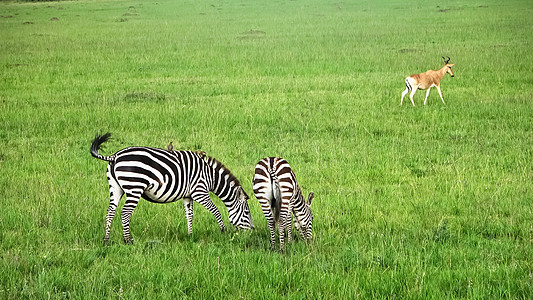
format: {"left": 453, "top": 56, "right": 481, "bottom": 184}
{"left": 1, "top": 0, "right": 532, "bottom": 298}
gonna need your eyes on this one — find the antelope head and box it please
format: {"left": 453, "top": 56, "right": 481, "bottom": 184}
{"left": 442, "top": 56, "right": 454, "bottom": 77}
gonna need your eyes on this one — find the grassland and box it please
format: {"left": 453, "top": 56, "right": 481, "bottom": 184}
{"left": 1, "top": 0, "right": 532, "bottom": 298}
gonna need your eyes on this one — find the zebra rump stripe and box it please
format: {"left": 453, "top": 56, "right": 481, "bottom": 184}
{"left": 90, "top": 133, "right": 254, "bottom": 244}
{"left": 252, "top": 157, "right": 314, "bottom": 252}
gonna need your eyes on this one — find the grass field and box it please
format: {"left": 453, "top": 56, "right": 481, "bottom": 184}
{"left": 1, "top": 0, "right": 532, "bottom": 298}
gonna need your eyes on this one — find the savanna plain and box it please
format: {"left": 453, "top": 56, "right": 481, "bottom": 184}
{"left": 1, "top": 0, "right": 532, "bottom": 298}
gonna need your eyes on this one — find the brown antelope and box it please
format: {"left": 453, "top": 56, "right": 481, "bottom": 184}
{"left": 401, "top": 57, "right": 454, "bottom": 106}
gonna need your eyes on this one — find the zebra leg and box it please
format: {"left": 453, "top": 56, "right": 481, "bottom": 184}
{"left": 287, "top": 209, "right": 293, "bottom": 243}
{"left": 278, "top": 205, "right": 291, "bottom": 253}
{"left": 267, "top": 213, "right": 276, "bottom": 251}
{"left": 183, "top": 197, "right": 193, "bottom": 235}
{"left": 256, "top": 195, "right": 276, "bottom": 250}
{"left": 121, "top": 191, "right": 142, "bottom": 244}
{"left": 104, "top": 165, "right": 124, "bottom": 244}
{"left": 192, "top": 191, "right": 226, "bottom": 233}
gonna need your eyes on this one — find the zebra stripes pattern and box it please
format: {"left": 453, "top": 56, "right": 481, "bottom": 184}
{"left": 90, "top": 133, "right": 254, "bottom": 244}
{"left": 252, "top": 157, "right": 314, "bottom": 252}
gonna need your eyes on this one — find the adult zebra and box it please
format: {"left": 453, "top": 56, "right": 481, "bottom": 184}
{"left": 252, "top": 157, "right": 314, "bottom": 252}
{"left": 90, "top": 133, "right": 254, "bottom": 244}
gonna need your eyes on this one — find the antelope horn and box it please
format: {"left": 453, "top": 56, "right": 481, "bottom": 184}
{"left": 443, "top": 56, "right": 451, "bottom": 64}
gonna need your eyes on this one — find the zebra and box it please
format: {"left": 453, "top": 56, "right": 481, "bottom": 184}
{"left": 252, "top": 157, "right": 314, "bottom": 252}
{"left": 90, "top": 133, "right": 254, "bottom": 244}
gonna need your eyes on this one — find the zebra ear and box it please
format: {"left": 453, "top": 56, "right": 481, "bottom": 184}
{"left": 307, "top": 192, "right": 314, "bottom": 206}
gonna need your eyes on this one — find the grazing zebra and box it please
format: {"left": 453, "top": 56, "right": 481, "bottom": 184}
{"left": 252, "top": 157, "right": 314, "bottom": 252}
{"left": 90, "top": 133, "right": 254, "bottom": 244}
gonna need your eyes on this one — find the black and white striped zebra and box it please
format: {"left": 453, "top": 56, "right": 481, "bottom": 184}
{"left": 90, "top": 133, "right": 254, "bottom": 244}
{"left": 252, "top": 157, "right": 314, "bottom": 252}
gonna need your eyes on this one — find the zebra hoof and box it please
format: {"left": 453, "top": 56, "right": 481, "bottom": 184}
{"left": 123, "top": 238, "right": 133, "bottom": 245}
{"left": 103, "top": 238, "right": 111, "bottom": 246}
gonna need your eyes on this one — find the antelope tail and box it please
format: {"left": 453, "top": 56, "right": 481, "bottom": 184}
{"left": 405, "top": 78, "right": 412, "bottom": 91}
{"left": 90, "top": 133, "right": 115, "bottom": 162}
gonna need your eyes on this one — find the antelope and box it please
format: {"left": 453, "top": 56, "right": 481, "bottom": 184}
{"left": 401, "top": 57, "right": 454, "bottom": 106}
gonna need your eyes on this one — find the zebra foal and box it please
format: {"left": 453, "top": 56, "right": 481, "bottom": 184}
{"left": 90, "top": 133, "right": 254, "bottom": 244}
{"left": 252, "top": 157, "right": 314, "bottom": 252}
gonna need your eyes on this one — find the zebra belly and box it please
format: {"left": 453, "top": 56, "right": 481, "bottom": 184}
{"left": 114, "top": 170, "right": 190, "bottom": 203}
{"left": 141, "top": 181, "right": 190, "bottom": 203}
{"left": 142, "top": 190, "right": 181, "bottom": 203}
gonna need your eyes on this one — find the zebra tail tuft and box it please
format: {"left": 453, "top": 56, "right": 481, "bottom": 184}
{"left": 90, "top": 132, "right": 114, "bottom": 162}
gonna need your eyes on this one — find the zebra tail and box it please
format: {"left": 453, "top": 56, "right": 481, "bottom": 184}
{"left": 272, "top": 175, "right": 282, "bottom": 223}
{"left": 90, "top": 133, "right": 114, "bottom": 162}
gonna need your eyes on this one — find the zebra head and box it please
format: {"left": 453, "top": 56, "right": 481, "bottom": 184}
{"left": 227, "top": 185, "right": 254, "bottom": 230}
{"left": 294, "top": 190, "right": 314, "bottom": 241}
{"left": 205, "top": 156, "right": 254, "bottom": 230}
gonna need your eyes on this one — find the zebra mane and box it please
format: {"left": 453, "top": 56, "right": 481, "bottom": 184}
{"left": 204, "top": 155, "right": 243, "bottom": 188}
